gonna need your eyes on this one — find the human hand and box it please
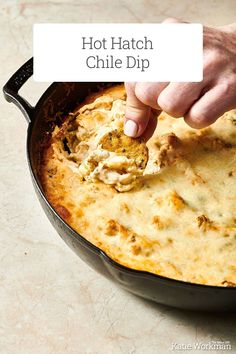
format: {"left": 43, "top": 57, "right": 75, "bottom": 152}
{"left": 124, "top": 18, "right": 236, "bottom": 139}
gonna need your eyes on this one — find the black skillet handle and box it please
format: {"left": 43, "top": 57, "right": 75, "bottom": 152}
{"left": 3, "top": 58, "right": 34, "bottom": 124}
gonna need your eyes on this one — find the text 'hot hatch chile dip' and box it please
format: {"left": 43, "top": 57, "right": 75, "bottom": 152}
{"left": 40, "top": 84, "right": 236, "bottom": 287}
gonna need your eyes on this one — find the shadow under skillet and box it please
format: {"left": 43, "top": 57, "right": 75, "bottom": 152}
{"left": 134, "top": 293, "right": 236, "bottom": 346}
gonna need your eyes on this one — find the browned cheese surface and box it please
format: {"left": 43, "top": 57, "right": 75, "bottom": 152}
{"left": 40, "top": 84, "right": 236, "bottom": 287}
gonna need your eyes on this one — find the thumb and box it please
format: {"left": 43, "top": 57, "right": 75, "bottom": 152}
{"left": 124, "top": 82, "right": 151, "bottom": 138}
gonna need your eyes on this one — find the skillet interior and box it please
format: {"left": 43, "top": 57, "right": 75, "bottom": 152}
{"left": 25, "top": 82, "right": 236, "bottom": 311}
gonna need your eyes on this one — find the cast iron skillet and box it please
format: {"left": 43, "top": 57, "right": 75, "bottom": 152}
{"left": 3, "top": 58, "right": 236, "bottom": 311}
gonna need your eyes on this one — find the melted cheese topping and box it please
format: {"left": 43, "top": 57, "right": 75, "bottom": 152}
{"left": 40, "top": 84, "right": 236, "bottom": 287}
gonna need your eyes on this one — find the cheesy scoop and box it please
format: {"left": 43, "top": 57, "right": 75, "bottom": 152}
{"left": 78, "top": 129, "right": 148, "bottom": 192}
{"left": 53, "top": 91, "right": 151, "bottom": 192}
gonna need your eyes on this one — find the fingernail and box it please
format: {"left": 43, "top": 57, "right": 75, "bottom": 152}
{"left": 124, "top": 120, "right": 138, "bottom": 137}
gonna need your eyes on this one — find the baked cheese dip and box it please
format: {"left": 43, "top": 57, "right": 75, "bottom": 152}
{"left": 40, "top": 84, "right": 236, "bottom": 287}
